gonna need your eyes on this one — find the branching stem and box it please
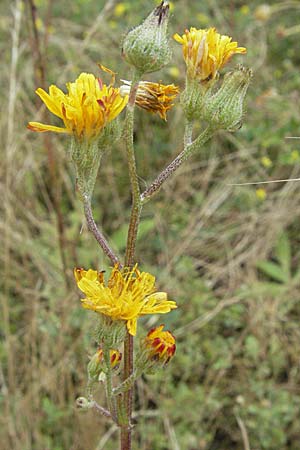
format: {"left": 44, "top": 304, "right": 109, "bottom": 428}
{"left": 83, "top": 195, "right": 120, "bottom": 266}
{"left": 141, "top": 126, "right": 213, "bottom": 204}
{"left": 91, "top": 400, "right": 112, "bottom": 418}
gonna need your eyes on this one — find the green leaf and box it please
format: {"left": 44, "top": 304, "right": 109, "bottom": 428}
{"left": 275, "top": 233, "right": 291, "bottom": 277}
{"left": 256, "top": 261, "right": 289, "bottom": 283}
{"left": 245, "top": 335, "right": 260, "bottom": 360}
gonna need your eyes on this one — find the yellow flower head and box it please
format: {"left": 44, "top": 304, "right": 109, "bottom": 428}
{"left": 144, "top": 324, "right": 176, "bottom": 365}
{"left": 120, "top": 80, "right": 179, "bottom": 120}
{"left": 28, "top": 68, "right": 128, "bottom": 141}
{"left": 74, "top": 265, "right": 177, "bottom": 336}
{"left": 96, "top": 348, "right": 122, "bottom": 369}
{"left": 173, "top": 27, "right": 246, "bottom": 82}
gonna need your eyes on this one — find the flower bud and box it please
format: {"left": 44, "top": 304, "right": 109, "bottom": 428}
{"left": 143, "top": 325, "right": 176, "bottom": 366}
{"left": 122, "top": 1, "right": 171, "bottom": 74}
{"left": 76, "top": 396, "right": 92, "bottom": 410}
{"left": 88, "top": 348, "right": 122, "bottom": 380}
{"left": 203, "top": 65, "right": 252, "bottom": 132}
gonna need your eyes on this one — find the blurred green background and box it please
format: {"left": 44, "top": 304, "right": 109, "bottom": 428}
{"left": 1, "top": 0, "right": 300, "bottom": 449}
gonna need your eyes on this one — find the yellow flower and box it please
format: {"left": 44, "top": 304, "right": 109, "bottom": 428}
{"left": 260, "top": 156, "right": 272, "bottom": 168}
{"left": 114, "top": 2, "right": 128, "bottom": 17}
{"left": 74, "top": 265, "right": 177, "bottom": 336}
{"left": 120, "top": 80, "right": 179, "bottom": 120}
{"left": 173, "top": 27, "right": 246, "bottom": 82}
{"left": 256, "top": 188, "right": 267, "bottom": 201}
{"left": 144, "top": 325, "right": 176, "bottom": 365}
{"left": 28, "top": 69, "right": 128, "bottom": 141}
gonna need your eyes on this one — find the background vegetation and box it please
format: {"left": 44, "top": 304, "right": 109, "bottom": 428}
{"left": 1, "top": 0, "right": 300, "bottom": 449}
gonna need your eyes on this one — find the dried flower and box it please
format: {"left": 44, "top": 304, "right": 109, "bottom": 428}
{"left": 120, "top": 80, "right": 179, "bottom": 120}
{"left": 74, "top": 265, "right": 177, "bottom": 336}
{"left": 174, "top": 27, "right": 246, "bottom": 83}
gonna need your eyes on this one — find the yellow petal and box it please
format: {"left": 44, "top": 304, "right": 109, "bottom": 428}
{"left": 27, "top": 122, "right": 68, "bottom": 133}
{"left": 127, "top": 318, "right": 137, "bottom": 336}
{"left": 35, "top": 87, "right": 64, "bottom": 118}
{"left": 77, "top": 277, "right": 103, "bottom": 297}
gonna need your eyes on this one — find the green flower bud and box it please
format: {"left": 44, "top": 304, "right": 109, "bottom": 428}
{"left": 88, "top": 348, "right": 122, "bottom": 381}
{"left": 181, "top": 79, "right": 211, "bottom": 121}
{"left": 122, "top": 1, "right": 171, "bottom": 74}
{"left": 203, "top": 65, "right": 252, "bottom": 131}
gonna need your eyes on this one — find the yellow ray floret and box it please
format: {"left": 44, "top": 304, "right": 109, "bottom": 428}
{"left": 74, "top": 265, "right": 177, "bottom": 336}
{"left": 28, "top": 71, "right": 128, "bottom": 140}
{"left": 173, "top": 27, "right": 246, "bottom": 82}
{"left": 120, "top": 80, "right": 179, "bottom": 120}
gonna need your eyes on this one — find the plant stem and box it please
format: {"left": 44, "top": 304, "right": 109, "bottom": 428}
{"left": 141, "top": 126, "right": 213, "bottom": 204}
{"left": 124, "top": 76, "right": 141, "bottom": 268}
{"left": 91, "top": 401, "right": 112, "bottom": 419}
{"left": 103, "top": 345, "right": 116, "bottom": 421}
{"left": 184, "top": 119, "right": 193, "bottom": 147}
{"left": 121, "top": 70, "right": 140, "bottom": 450}
{"left": 83, "top": 195, "right": 120, "bottom": 266}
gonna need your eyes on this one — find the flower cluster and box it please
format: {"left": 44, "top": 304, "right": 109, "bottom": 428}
{"left": 27, "top": 2, "right": 251, "bottom": 434}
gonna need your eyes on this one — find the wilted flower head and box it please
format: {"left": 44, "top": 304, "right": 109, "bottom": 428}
{"left": 120, "top": 80, "right": 179, "bottom": 120}
{"left": 28, "top": 68, "right": 128, "bottom": 141}
{"left": 74, "top": 265, "right": 177, "bottom": 336}
{"left": 144, "top": 325, "right": 176, "bottom": 365}
{"left": 174, "top": 27, "right": 246, "bottom": 83}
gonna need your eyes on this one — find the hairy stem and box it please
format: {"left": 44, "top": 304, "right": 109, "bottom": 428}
{"left": 91, "top": 401, "right": 112, "bottom": 419}
{"left": 121, "top": 71, "right": 140, "bottom": 450}
{"left": 141, "top": 126, "right": 213, "bottom": 204}
{"left": 103, "top": 345, "right": 116, "bottom": 421}
{"left": 184, "top": 119, "right": 193, "bottom": 147}
{"left": 124, "top": 77, "right": 141, "bottom": 268}
{"left": 83, "top": 195, "right": 120, "bottom": 266}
